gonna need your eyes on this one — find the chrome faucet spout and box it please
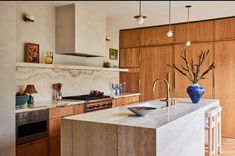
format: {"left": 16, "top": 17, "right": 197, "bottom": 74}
{"left": 152, "top": 78, "right": 171, "bottom": 106}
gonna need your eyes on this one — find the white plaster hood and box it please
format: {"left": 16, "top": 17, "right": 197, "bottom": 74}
{"left": 55, "top": 3, "right": 106, "bottom": 57}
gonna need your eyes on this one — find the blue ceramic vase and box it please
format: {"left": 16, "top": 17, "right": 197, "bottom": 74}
{"left": 187, "top": 84, "right": 205, "bottom": 103}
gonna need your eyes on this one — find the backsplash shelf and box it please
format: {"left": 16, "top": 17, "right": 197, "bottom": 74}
{"left": 16, "top": 62, "right": 128, "bottom": 72}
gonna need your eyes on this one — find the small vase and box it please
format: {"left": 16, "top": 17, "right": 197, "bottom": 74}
{"left": 187, "top": 84, "right": 205, "bottom": 103}
{"left": 45, "top": 52, "right": 53, "bottom": 64}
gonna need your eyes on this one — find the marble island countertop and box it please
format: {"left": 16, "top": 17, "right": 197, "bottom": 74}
{"left": 63, "top": 98, "right": 219, "bottom": 129}
{"left": 15, "top": 92, "right": 140, "bottom": 113}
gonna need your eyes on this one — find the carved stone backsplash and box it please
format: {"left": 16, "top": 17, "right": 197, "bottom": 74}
{"left": 16, "top": 67, "right": 119, "bottom": 101}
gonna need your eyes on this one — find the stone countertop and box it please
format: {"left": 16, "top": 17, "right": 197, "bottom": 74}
{"left": 15, "top": 93, "right": 140, "bottom": 113}
{"left": 15, "top": 100, "right": 85, "bottom": 113}
{"left": 63, "top": 98, "right": 219, "bottom": 129}
{"left": 112, "top": 92, "right": 140, "bottom": 99}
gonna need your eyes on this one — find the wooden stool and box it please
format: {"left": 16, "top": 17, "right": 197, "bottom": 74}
{"left": 205, "top": 108, "right": 217, "bottom": 156}
{"left": 215, "top": 106, "right": 222, "bottom": 154}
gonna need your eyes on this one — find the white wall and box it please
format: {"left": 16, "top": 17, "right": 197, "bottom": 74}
{"left": 0, "top": 2, "right": 16, "bottom": 156}
{"left": 16, "top": 1, "right": 119, "bottom": 67}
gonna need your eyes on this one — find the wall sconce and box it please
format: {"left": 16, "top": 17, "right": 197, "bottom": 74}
{"left": 106, "top": 36, "right": 111, "bottom": 41}
{"left": 23, "top": 13, "right": 35, "bottom": 22}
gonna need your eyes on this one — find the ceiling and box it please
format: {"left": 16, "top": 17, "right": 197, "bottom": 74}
{"left": 51, "top": 1, "right": 235, "bottom": 29}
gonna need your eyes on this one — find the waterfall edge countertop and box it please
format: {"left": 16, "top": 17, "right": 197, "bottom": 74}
{"left": 63, "top": 98, "right": 219, "bottom": 129}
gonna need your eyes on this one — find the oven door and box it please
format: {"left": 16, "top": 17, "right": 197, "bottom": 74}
{"left": 16, "top": 109, "right": 49, "bottom": 145}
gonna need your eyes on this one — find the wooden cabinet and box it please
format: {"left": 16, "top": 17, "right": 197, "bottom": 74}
{"left": 215, "top": 41, "right": 235, "bottom": 138}
{"left": 174, "top": 43, "right": 214, "bottom": 98}
{"left": 114, "top": 95, "right": 140, "bottom": 107}
{"left": 175, "top": 21, "right": 214, "bottom": 43}
{"left": 140, "top": 46, "right": 173, "bottom": 101}
{"left": 16, "top": 138, "right": 48, "bottom": 156}
{"left": 120, "top": 48, "right": 140, "bottom": 68}
{"left": 48, "top": 104, "right": 84, "bottom": 156}
{"left": 215, "top": 18, "right": 235, "bottom": 41}
{"left": 141, "top": 25, "right": 174, "bottom": 46}
{"left": 49, "top": 105, "right": 74, "bottom": 119}
{"left": 120, "top": 72, "right": 139, "bottom": 93}
{"left": 49, "top": 135, "right": 60, "bottom": 156}
{"left": 120, "top": 29, "right": 140, "bottom": 48}
{"left": 73, "top": 104, "right": 84, "bottom": 114}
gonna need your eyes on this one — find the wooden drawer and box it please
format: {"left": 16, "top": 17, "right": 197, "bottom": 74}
{"left": 49, "top": 105, "right": 74, "bottom": 119}
{"left": 16, "top": 138, "right": 48, "bottom": 156}
{"left": 73, "top": 104, "right": 84, "bottom": 114}
{"left": 128, "top": 96, "right": 140, "bottom": 104}
{"left": 115, "top": 95, "right": 140, "bottom": 107}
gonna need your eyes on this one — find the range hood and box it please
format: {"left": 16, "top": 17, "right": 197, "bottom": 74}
{"left": 55, "top": 4, "right": 106, "bottom": 57}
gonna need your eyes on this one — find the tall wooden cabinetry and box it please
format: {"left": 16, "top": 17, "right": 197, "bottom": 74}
{"left": 119, "top": 30, "right": 140, "bottom": 93}
{"left": 119, "top": 17, "right": 235, "bottom": 138}
{"left": 140, "top": 46, "right": 173, "bottom": 101}
{"left": 215, "top": 41, "right": 235, "bottom": 138}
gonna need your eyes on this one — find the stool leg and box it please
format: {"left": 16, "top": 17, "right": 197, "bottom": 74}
{"left": 218, "top": 113, "right": 222, "bottom": 154}
{"left": 208, "top": 118, "right": 212, "bottom": 156}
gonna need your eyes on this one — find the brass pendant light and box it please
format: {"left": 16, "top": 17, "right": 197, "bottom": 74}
{"left": 185, "top": 5, "right": 192, "bottom": 46}
{"left": 134, "top": 0, "right": 147, "bottom": 24}
{"left": 166, "top": 1, "right": 173, "bottom": 37}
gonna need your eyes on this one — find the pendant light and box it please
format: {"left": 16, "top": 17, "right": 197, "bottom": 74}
{"left": 134, "top": 0, "right": 147, "bottom": 24}
{"left": 166, "top": 1, "right": 173, "bottom": 37}
{"left": 185, "top": 5, "right": 192, "bottom": 46}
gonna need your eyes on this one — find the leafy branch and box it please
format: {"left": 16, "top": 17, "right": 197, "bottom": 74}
{"left": 168, "top": 49, "right": 215, "bottom": 84}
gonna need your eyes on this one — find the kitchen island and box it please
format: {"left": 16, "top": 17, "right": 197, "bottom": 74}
{"left": 61, "top": 98, "right": 219, "bottom": 156}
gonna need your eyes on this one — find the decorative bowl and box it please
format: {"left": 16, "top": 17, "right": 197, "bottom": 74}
{"left": 16, "top": 95, "right": 29, "bottom": 109}
{"left": 128, "top": 106, "right": 156, "bottom": 116}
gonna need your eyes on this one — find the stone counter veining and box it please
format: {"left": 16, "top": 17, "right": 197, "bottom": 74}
{"left": 63, "top": 98, "right": 219, "bottom": 129}
{"left": 61, "top": 98, "right": 219, "bottom": 156}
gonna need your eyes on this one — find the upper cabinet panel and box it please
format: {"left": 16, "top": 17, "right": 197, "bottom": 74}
{"left": 120, "top": 48, "right": 140, "bottom": 68}
{"left": 215, "top": 18, "right": 235, "bottom": 41}
{"left": 175, "top": 21, "right": 214, "bottom": 43}
{"left": 140, "top": 26, "right": 174, "bottom": 46}
{"left": 120, "top": 29, "right": 140, "bottom": 48}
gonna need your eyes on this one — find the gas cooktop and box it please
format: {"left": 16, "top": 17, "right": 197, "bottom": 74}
{"left": 62, "top": 94, "right": 111, "bottom": 101}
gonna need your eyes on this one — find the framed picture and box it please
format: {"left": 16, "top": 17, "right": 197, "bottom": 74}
{"left": 109, "top": 48, "right": 118, "bottom": 60}
{"left": 25, "top": 43, "right": 39, "bottom": 63}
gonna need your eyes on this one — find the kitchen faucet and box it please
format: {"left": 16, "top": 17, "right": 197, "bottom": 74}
{"left": 152, "top": 78, "right": 174, "bottom": 107}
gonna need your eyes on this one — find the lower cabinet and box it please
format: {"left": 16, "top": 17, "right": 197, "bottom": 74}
{"left": 48, "top": 104, "right": 84, "bottom": 156}
{"left": 49, "top": 135, "right": 60, "bottom": 156}
{"left": 113, "top": 95, "right": 140, "bottom": 107}
{"left": 16, "top": 138, "right": 48, "bottom": 156}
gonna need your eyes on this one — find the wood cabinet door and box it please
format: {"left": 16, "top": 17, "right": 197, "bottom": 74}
{"left": 120, "top": 48, "right": 140, "bottom": 68}
{"left": 49, "top": 118, "right": 61, "bottom": 137}
{"left": 31, "top": 138, "right": 48, "bottom": 156}
{"left": 120, "top": 29, "right": 140, "bottom": 48}
{"left": 215, "top": 41, "right": 235, "bottom": 138}
{"left": 215, "top": 18, "right": 235, "bottom": 41}
{"left": 49, "top": 135, "right": 60, "bottom": 156}
{"left": 120, "top": 72, "right": 139, "bottom": 93}
{"left": 141, "top": 25, "right": 174, "bottom": 46}
{"left": 174, "top": 43, "right": 214, "bottom": 98}
{"left": 140, "top": 46, "right": 173, "bottom": 101}
{"left": 128, "top": 96, "right": 140, "bottom": 104}
{"left": 175, "top": 21, "right": 214, "bottom": 43}
{"left": 16, "top": 143, "right": 31, "bottom": 156}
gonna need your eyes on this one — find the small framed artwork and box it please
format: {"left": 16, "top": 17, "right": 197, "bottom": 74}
{"left": 109, "top": 48, "right": 118, "bottom": 60}
{"left": 24, "top": 43, "right": 39, "bottom": 63}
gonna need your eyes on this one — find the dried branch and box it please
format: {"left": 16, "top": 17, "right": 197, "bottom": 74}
{"left": 168, "top": 49, "right": 215, "bottom": 84}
